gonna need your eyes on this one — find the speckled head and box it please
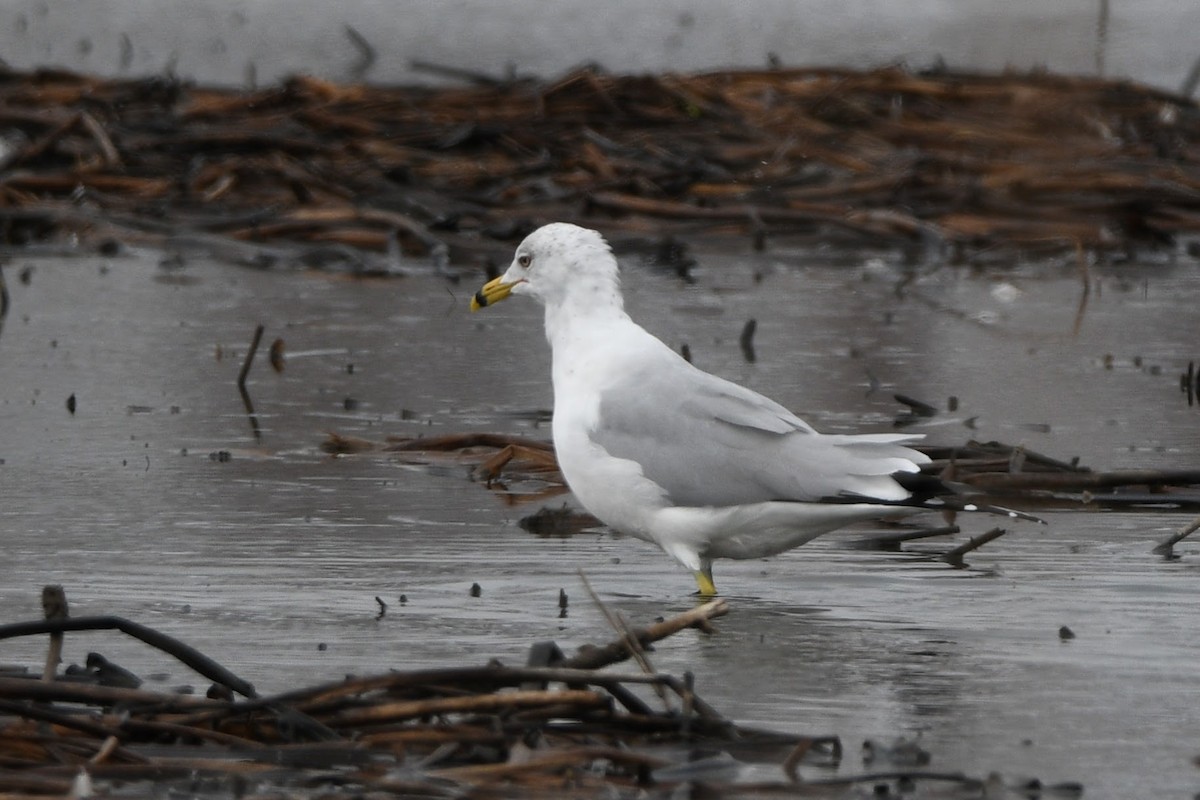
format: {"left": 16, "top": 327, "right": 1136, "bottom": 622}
{"left": 470, "top": 223, "right": 623, "bottom": 313}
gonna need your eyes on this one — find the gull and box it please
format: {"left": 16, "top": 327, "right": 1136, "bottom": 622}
{"left": 471, "top": 223, "right": 1036, "bottom": 595}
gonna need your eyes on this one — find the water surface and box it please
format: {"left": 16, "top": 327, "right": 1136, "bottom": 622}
{"left": 0, "top": 242, "right": 1197, "bottom": 798}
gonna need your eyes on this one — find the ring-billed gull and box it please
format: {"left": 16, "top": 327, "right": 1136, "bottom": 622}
{"left": 472, "top": 223, "right": 1036, "bottom": 595}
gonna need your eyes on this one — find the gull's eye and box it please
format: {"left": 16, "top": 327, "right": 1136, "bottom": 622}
{"left": 518, "top": 253, "right": 532, "bottom": 268}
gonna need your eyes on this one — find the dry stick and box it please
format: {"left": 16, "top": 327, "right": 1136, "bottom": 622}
{"left": 0, "top": 616, "right": 256, "bottom": 699}
{"left": 243, "top": 665, "right": 683, "bottom": 718}
{"left": 4, "top": 685, "right": 339, "bottom": 764}
{"left": 78, "top": 111, "right": 120, "bottom": 167}
{"left": 324, "top": 689, "right": 606, "bottom": 729}
{"left": 63, "top": 756, "right": 284, "bottom": 780}
{"left": 656, "top": 674, "right": 726, "bottom": 723}
{"left": 560, "top": 597, "right": 728, "bottom": 671}
{"left": 1152, "top": 513, "right": 1200, "bottom": 555}
{"left": 358, "top": 727, "right": 506, "bottom": 747}
{"left": 952, "top": 442, "right": 1088, "bottom": 474}
{"left": 0, "top": 675, "right": 221, "bottom": 712}
{"left": 355, "top": 776, "right": 472, "bottom": 798}
{"left": 677, "top": 671, "right": 695, "bottom": 733}
{"left": 238, "top": 618, "right": 726, "bottom": 725}
{"left": 475, "top": 444, "right": 517, "bottom": 484}
{"left": 430, "top": 745, "right": 671, "bottom": 782}
{"left": 0, "top": 771, "right": 75, "bottom": 795}
{"left": 115, "top": 717, "right": 267, "bottom": 749}
{"left": 87, "top": 735, "right": 123, "bottom": 766}
{"left": 578, "top": 676, "right": 657, "bottom": 718}
{"left": 576, "top": 571, "right": 671, "bottom": 712}
{"left": 0, "top": 112, "right": 81, "bottom": 170}
{"left": 0, "top": 698, "right": 121, "bottom": 739}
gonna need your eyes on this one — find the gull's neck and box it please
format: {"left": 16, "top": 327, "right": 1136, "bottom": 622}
{"left": 543, "top": 271, "right": 628, "bottom": 349}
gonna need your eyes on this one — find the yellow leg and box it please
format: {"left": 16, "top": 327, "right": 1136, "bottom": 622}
{"left": 693, "top": 568, "right": 718, "bottom": 597}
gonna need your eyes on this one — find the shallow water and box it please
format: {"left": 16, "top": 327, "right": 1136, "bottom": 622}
{"left": 1, "top": 241, "right": 1198, "bottom": 798}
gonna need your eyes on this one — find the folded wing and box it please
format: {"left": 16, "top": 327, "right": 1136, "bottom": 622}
{"left": 592, "top": 359, "right": 929, "bottom": 508}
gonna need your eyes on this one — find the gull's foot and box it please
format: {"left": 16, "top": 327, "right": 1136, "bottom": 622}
{"left": 692, "top": 569, "right": 718, "bottom": 597}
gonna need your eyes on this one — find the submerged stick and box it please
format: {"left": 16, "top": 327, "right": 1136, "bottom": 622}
{"left": 41, "top": 585, "right": 69, "bottom": 682}
{"left": 237, "top": 323, "right": 265, "bottom": 390}
{"left": 384, "top": 432, "right": 556, "bottom": 453}
{"left": 939, "top": 527, "right": 1006, "bottom": 567}
{"left": 962, "top": 468, "right": 1200, "bottom": 491}
{"left": 739, "top": 318, "right": 757, "bottom": 363}
{"left": 239, "top": 384, "right": 262, "bottom": 441}
{"left": 850, "top": 525, "right": 960, "bottom": 550}
{"left": 1072, "top": 241, "right": 1092, "bottom": 337}
{"left": 1152, "top": 513, "right": 1200, "bottom": 556}
{"left": 894, "top": 393, "right": 938, "bottom": 418}
{"left": 237, "top": 323, "right": 265, "bottom": 440}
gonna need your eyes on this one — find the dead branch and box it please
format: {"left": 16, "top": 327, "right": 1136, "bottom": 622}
{"left": 561, "top": 599, "right": 728, "bottom": 671}
{"left": 0, "top": 616, "right": 257, "bottom": 698}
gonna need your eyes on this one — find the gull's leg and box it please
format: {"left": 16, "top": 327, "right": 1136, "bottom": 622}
{"left": 692, "top": 560, "right": 717, "bottom": 597}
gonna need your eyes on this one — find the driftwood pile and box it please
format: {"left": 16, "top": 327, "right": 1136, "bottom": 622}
{"left": 1, "top": 65, "right": 1199, "bottom": 268}
{"left": 0, "top": 587, "right": 1060, "bottom": 799}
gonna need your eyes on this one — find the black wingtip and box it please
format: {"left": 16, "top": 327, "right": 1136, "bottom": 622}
{"left": 987, "top": 503, "right": 1046, "bottom": 525}
{"left": 888, "top": 471, "right": 1047, "bottom": 524}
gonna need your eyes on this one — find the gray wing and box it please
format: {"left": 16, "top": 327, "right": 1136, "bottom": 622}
{"left": 592, "top": 358, "right": 926, "bottom": 507}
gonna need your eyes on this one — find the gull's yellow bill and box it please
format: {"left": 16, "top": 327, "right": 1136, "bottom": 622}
{"left": 470, "top": 276, "right": 518, "bottom": 311}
